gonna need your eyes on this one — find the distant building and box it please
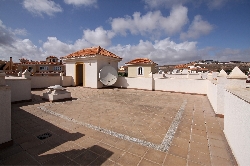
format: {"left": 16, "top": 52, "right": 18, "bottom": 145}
{"left": 204, "top": 60, "right": 214, "bottom": 64}
{"left": 229, "top": 61, "right": 241, "bottom": 64}
{"left": 16, "top": 56, "right": 65, "bottom": 76}
{"left": 125, "top": 58, "right": 158, "bottom": 78}
{"left": 0, "top": 57, "right": 14, "bottom": 71}
{"left": 218, "top": 62, "right": 229, "bottom": 64}
{"left": 173, "top": 64, "right": 189, "bottom": 73}
{"left": 0, "top": 56, "right": 65, "bottom": 76}
{"left": 118, "top": 66, "right": 128, "bottom": 76}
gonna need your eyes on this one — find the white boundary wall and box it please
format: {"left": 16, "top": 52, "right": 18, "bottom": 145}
{"left": 207, "top": 81, "right": 218, "bottom": 113}
{"left": 164, "top": 74, "right": 201, "bottom": 79}
{"left": 31, "top": 76, "right": 60, "bottom": 89}
{"left": 155, "top": 78, "right": 208, "bottom": 94}
{"left": 0, "top": 74, "right": 11, "bottom": 145}
{"left": 6, "top": 78, "right": 31, "bottom": 102}
{"left": 31, "top": 76, "right": 73, "bottom": 89}
{"left": 114, "top": 77, "right": 208, "bottom": 94}
{"left": 61, "top": 76, "right": 73, "bottom": 87}
{"left": 224, "top": 90, "right": 250, "bottom": 166}
{"left": 114, "top": 77, "right": 152, "bottom": 90}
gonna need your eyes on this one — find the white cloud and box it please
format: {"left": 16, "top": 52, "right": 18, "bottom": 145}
{"left": 143, "top": 0, "right": 228, "bottom": 10}
{"left": 13, "top": 29, "right": 28, "bottom": 36}
{"left": 180, "top": 15, "right": 213, "bottom": 40}
{"left": 23, "top": 0, "right": 63, "bottom": 17}
{"left": 0, "top": 19, "right": 116, "bottom": 61}
{"left": 83, "top": 27, "right": 115, "bottom": 47}
{"left": 41, "top": 37, "right": 92, "bottom": 57}
{"left": 0, "top": 38, "right": 43, "bottom": 62}
{"left": 207, "top": 0, "right": 228, "bottom": 9}
{"left": 214, "top": 48, "right": 250, "bottom": 62}
{"left": 144, "top": 0, "right": 189, "bottom": 8}
{"left": 41, "top": 27, "right": 115, "bottom": 57}
{"left": 1, "top": 19, "right": 249, "bottom": 65}
{"left": 110, "top": 5, "right": 188, "bottom": 36}
{"left": 64, "top": 0, "right": 97, "bottom": 7}
{"left": 0, "top": 20, "right": 42, "bottom": 61}
{"left": 0, "top": 20, "right": 15, "bottom": 46}
{"left": 109, "top": 38, "right": 200, "bottom": 65}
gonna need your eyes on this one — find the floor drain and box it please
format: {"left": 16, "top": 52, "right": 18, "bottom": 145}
{"left": 37, "top": 132, "right": 52, "bottom": 140}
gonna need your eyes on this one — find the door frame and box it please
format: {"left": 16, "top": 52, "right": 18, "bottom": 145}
{"left": 75, "top": 63, "right": 85, "bottom": 86}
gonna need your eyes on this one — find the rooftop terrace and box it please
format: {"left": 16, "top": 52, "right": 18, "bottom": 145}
{"left": 0, "top": 87, "right": 237, "bottom": 165}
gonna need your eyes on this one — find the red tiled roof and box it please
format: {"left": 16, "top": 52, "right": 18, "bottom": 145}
{"left": 174, "top": 64, "right": 189, "bottom": 69}
{"left": 64, "top": 46, "right": 122, "bottom": 59}
{"left": 125, "top": 58, "right": 157, "bottom": 65}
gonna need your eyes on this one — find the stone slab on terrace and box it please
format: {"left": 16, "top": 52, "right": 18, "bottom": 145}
{"left": 0, "top": 87, "right": 237, "bottom": 165}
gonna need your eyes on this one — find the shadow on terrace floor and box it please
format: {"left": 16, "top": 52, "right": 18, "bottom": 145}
{"left": 0, "top": 95, "right": 113, "bottom": 165}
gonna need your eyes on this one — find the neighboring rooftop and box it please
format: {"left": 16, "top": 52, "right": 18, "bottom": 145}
{"left": 125, "top": 58, "right": 157, "bottom": 65}
{"left": 63, "top": 46, "right": 122, "bottom": 59}
{"left": 174, "top": 64, "right": 189, "bottom": 69}
{"left": 19, "top": 57, "right": 60, "bottom": 65}
{"left": 46, "top": 56, "right": 57, "bottom": 59}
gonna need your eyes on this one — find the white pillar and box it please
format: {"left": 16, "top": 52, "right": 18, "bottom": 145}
{"left": 22, "top": 69, "right": 31, "bottom": 79}
{"left": 17, "top": 71, "right": 22, "bottom": 77}
{"left": 60, "top": 72, "right": 63, "bottom": 86}
{"left": 0, "top": 71, "right": 12, "bottom": 149}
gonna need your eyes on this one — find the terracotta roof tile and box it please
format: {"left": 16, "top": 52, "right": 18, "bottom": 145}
{"left": 174, "top": 64, "right": 189, "bottom": 69}
{"left": 125, "top": 58, "right": 157, "bottom": 65}
{"left": 63, "top": 46, "right": 122, "bottom": 59}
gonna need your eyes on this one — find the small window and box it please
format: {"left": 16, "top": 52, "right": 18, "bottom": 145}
{"left": 52, "top": 59, "right": 56, "bottom": 62}
{"left": 28, "top": 66, "right": 33, "bottom": 72}
{"left": 54, "top": 66, "right": 62, "bottom": 71}
{"left": 138, "top": 67, "right": 144, "bottom": 75}
{"left": 40, "top": 66, "right": 48, "bottom": 70}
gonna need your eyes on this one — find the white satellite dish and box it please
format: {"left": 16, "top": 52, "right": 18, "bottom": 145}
{"left": 99, "top": 66, "right": 118, "bottom": 86}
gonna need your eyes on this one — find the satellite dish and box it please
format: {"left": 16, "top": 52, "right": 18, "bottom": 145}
{"left": 99, "top": 66, "right": 118, "bottom": 86}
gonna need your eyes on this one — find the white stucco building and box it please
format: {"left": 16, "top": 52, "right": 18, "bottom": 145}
{"left": 62, "top": 46, "right": 122, "bottom": 88}
{"left": 125, "top": 58, "right": 158, "bottom": 78}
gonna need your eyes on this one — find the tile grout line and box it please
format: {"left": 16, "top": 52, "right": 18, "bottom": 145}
{"left": 203, "top": 98, "right": 214, "bottom": 166}
{"left": 186, "top": 102, "right": 195, "bottom": 166}
{"left": 136, "top": 149, "right": 149, "bottom": 166}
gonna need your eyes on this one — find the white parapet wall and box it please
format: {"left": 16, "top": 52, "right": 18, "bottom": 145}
{"left": 207, "top": 81, "right": 218, "bottom": 114}
{"left": 61, "top": 76, "right": 73, "bottom": 87}
{"left": 31, "top": 76, "right": 60, "bottom": 89}
{"left": 114, "top": 77, "right": 152, "bottom": 90}
{"left": 164, "top": 74, "right": 201, "bottom": 79}
{"left": 224, "top": 90, "right": 250, "bottom": 166}
{"left": 5, "top": 77, "right": 31, "bottom": 102}
{"left": 0, "top": 73, "right": 11, "bottom": 147}
{"left": 31, "top": 76, "right": 73, "bottom": 89}
{"left": 154, "top": 78, "right": 208, "bottom": 94}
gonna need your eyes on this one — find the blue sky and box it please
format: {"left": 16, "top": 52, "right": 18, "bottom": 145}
{"left": 0, "top": 0, "right": 249, "bottom": 65}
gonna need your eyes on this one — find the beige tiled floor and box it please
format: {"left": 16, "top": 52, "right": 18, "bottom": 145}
{"left": 0, "top": 87, "right": 237, "bottom": 165}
